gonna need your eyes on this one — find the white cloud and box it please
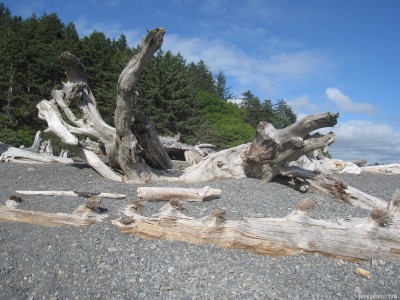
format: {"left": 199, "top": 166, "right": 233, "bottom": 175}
{"left": 287, "top": 95, "right": 319, "bottom": 114}
{"left": 74, "top": 16, "right": 141, "bottom": 46}
{"left": 323, "top": 120, "right": 400, "bottom": 163}
{"left": 163, "top": 34, "right": 329, "bottom": 96}
{"left": 325, "top": 87, "right": 378, "bottom": 115}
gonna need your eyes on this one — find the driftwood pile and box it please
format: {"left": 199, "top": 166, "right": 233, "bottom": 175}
{"left": 1, "top": 27, "right": 399, "bottom": 264}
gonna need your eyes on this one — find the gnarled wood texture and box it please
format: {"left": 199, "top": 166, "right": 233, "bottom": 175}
{"left": 113, "top": 199, "right": 400, "bottom": 262}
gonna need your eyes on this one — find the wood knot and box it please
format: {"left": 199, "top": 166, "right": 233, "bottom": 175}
{"left": 85, "top": 198, "right": 103, "bottom": 213}
{"left": 129, "top": 199, "right": 146, "bottom": 215}
{"left": 9, "top": 194, "right": 22, "bottom": 203}
{"left": 213, "top": 208, "right": 227, "bottom": 224}
{"left": 120, "top": 216, "right": 135, "bottom": 225}
{"left": 169, "top": 200, "right": 186, "bottom": 211}
{"left": 370, "top": 209, "right": 392, "bottom": 226}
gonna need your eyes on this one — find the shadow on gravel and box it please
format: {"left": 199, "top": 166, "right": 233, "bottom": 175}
{"left": 69, "top": 162, "right": 92, "bottom": 169}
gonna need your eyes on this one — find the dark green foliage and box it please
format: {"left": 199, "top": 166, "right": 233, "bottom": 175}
{"left": 0, "top": 128, "right": 33, "bottom": 147}
{"left": 240, "top": 91, "right": 297, "bottom": 130}
{"left": 273, "top": 99, "right": 297, "bottom": 129}
{"left": 0, "top": 4, "right": 297, "bottom": 151}
{"left": 194, "top": 91, "right": 255, "bottom": 148}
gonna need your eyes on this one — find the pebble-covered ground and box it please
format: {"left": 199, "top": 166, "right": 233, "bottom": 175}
{"left": 0, "top": 162, "right": 399, "bottom": 299}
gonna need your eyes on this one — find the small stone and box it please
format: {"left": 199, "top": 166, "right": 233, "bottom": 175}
{"left": 354, "top": 286, "right": 362, "bottom": 294}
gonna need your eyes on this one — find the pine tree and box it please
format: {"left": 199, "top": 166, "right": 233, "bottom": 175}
{"left": 214, "top": 71, "right": 232, "bottom": 101}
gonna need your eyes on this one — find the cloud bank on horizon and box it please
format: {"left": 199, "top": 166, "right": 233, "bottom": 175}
{"left": 4, "top": 0, "right": 400, "bottom": 164}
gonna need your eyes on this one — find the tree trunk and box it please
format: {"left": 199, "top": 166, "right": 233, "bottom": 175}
{"left": 110, "top": 28, "right": 167, "bottom": 182}
{"left": 131, "top": 112, "right": 172, "bottom": 169}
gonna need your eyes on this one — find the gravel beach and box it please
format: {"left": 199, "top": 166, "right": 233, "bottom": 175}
{"left": 1, "top": 162, "right": 399, "bottom": 299}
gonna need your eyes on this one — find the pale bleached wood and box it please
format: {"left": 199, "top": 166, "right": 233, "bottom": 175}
{"left": 306, "top": 174, "right": 399, "bottom": 214}
{"left": 0, "top": 205, "right": 104, "bottom": 227}
{"left": 137, "top": 186, "right": 221, "bottom": 202}
{"left": 72, "top": 146, "right": 122, "bottom": 182}
{"left": 15, "top": 190, "right": 126, "bottom": 199}
{"left": 179, "top": 143, "right": 250, "bottom": 183}
{"left": 110, "top": 28, "right": 166, "bottom": 183}
{"left": 290, "top": 153, "right": 361, "bottom": 175}
{"left": 112, "top": 202, "right": 400, "bottom": 262}
{"left": 37, "top": 100, "right": 79, "bottom": 145}
{"left": 160, "top": 136, "right": 206, "bottom": 164}
{"left": 27, "top": 130, "right": 42, "bottom": 152}
{"left": 361, "top": 163, "right": 400, "bottom": 175}
{"left": 0, "top": 144, "right": 73, "bottom": 164}
{"left": 244, "top": 113, "right": 338, "bottom": 181}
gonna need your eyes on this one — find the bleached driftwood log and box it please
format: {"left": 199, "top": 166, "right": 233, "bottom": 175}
{"left": 0, "top": 143, "right": 73, "bottom": 164}
{"left": 290, "top": 150, "right": 361, "bottom": 175}
{"left": 137, "top": 186, "right": 221, "bottom": 202}
{"left": 36, "top": 28, "right": 170, "bottom": 183}
{"left": 15, "top": 190, "right": 126, "bottom": 199}
{"left": 160, "top": 136, "right": 206, "bottom": 164}
{"left": 361, "top": 163, "right": 400, "bottom": 175}
{"left": 0, "top": 206, "right": 104, "bottom": 227}
{"left": 0, "top": 130, "right": 73, "bottom": 164}
{"left": 0, "top": 196, "right": 107, "bottom": 227}
{"left": 113, "top": 198, "right": 400, "bottom": 262}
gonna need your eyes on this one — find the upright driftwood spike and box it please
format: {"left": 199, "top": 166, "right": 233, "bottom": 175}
{"left": 111, "top": 28, "right": 166, "bottom": 182}
{"left": 370, "top": 208, "right": 393, "bottom": 226}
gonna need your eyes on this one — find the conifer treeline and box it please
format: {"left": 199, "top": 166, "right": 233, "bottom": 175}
{"left": 0, "top": 4, "right": 296, "bottom": 150}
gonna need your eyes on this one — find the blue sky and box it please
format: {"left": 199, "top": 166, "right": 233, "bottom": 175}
{"left": 4, "top": 0, "right": 400, "bottom": 163}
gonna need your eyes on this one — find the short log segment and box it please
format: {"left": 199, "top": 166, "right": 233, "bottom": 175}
{"left": 137, "top": 186, "right": 222, "bottom": 202}
{"left": 112, "top": 200, "right": 400, "bottom": 262}
{"left": 0, "top": 206, "right": 104, "bottom": 227}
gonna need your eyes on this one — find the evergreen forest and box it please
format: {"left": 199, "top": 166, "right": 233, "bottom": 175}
{"left": 0, "top": 4, "right": 297, "bottom": 152}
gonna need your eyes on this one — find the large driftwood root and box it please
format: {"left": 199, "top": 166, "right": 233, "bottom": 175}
{"left": 112, "top": 198, "right": 400, "bottom": 262}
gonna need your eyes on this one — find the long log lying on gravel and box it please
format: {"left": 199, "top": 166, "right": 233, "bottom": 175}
{"left": 0, "top": 206, "right": 104, "bottom": 227}
{"left": 361, "top": 163, "right": 400, "bottom": 175}
{"left": 15, "top": 190, "right": 126, "bottom": 199}
{"left": 0, "top": 143, "right": 73, "bottom": 164}
{"left": 112, "top": 199, "right": 400, "bottom": 262}
{"left": 137, "top": 186, "right": 221, "bottom": 202}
